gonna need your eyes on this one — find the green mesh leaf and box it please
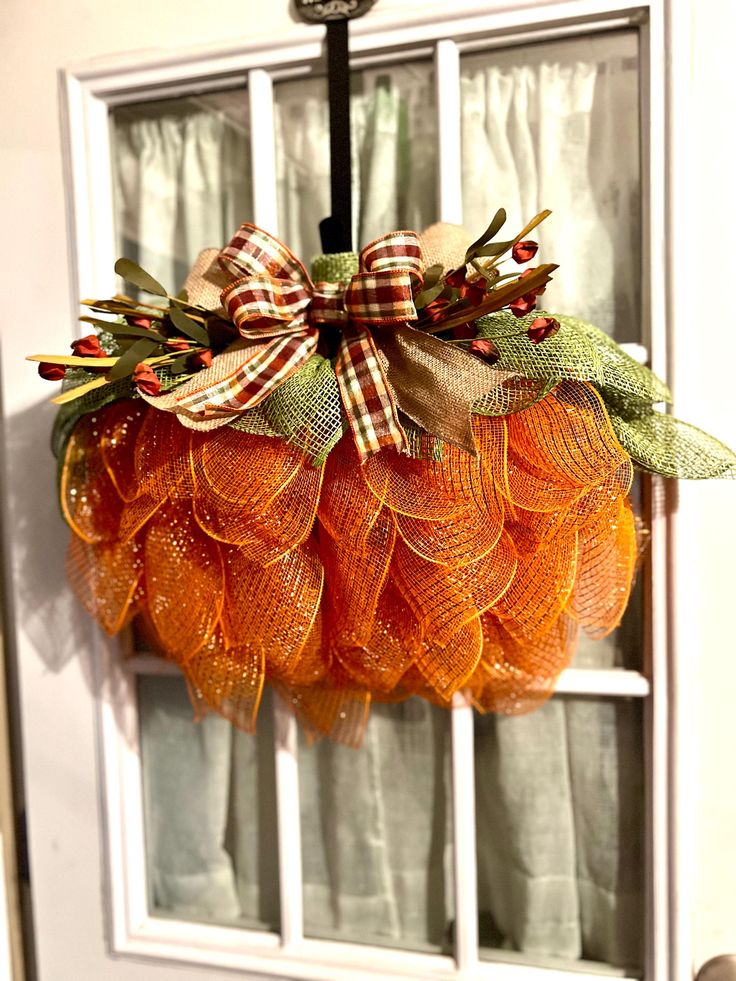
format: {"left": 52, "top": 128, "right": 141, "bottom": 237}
{"left": 474, "top": 311, "right": 604, "bottom": 385}
{"left": 230, "top": 355, "right": 344, "bottom": 466}
{"left": 612, "top": 411, "right": 736, "bottom": 479}
{"left": 558, "top": 315, "right": 672, "bottom": 407}
{"left": 223, "top": 405, "right": 280, "bottom": 439}
{"left": 472, "top": 376, "right": 557, "bottom": 417}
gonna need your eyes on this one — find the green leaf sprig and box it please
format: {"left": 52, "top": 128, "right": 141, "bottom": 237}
{"left": 29, "top": 258, "right": 238, "bottom": 404}
{"left": 416, "top": 209, "right": 558, "bottom": 339}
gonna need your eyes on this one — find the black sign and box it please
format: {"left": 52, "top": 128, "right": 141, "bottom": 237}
{"left": 293, "top": 0, "right": 377, "bottom": 23}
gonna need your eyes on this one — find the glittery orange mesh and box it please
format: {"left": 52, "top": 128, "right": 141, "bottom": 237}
{"left": 99, "top": 399, "right": 147, "bottom": 503}
{"left": 145, "top": 501, "right": 224, "bottom": 663}
{"left": 193, "top": 462, "right": 322, "bottom": 561}
{"left": 183, "top": 629, "right": 265, "bottom": 733}
{"left": 66, "top": 533, "right": 143, "bottom": 634}
{"left": 567, "top": 497, "right": 638, "bottom": 640}
{"left": 320, "top": 507, "right": 395, "bottom": 648}
{"left": 222, "top": 537, "right": 323, "bottom": 680}
{"left": 468, "top": 613, "right": 580, "bottom": 714}
{"left": 62, "top": 414, "right": 125, "bottom": 543}
{"left": 334, "top": 582, "right": 420, "bottom": 693}
{"left": 62, "top": 379, "right": 640, "bottom": 745}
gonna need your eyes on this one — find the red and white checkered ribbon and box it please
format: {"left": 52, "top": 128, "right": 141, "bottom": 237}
{"left": 176, "top": 223, "right": 425, "bottom": 461}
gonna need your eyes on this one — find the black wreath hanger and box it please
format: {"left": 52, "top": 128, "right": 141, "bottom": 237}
{"left": 293, "top": 0, "right": 379, "bottom": 253}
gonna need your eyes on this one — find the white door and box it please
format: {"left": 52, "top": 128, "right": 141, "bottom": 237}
{"left": 4, "top": 1, "right": 727, "bottom": 980}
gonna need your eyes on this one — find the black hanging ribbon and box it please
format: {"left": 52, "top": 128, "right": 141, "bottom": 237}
{"left": 319, "top": 19, "right": 353, "bottom": 254}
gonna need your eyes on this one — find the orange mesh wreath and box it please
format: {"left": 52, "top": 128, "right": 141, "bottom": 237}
{"left": 62, "top": 376, "right": 640, "bottom": 745}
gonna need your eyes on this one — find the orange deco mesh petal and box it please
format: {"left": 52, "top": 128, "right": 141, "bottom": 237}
{"left": 99, "top": 399, "right": 148, "bottom": 503}
{"left": 469, "top": 612, "right": 580, "bottom": 715}
{"left": 567, "top": 496, "right": 638, "bottom": 639}
{"left": 144, "top": 500, "right": 224, "bottom": 663}
{"left": 66, "top": 532, "right": 143, "bottom": 634}
{"left": 62, "top": 414, "right": 125, "bottom": 543}
{"left": 318, "top": 436, "right": 385, "bottom": 544}
{"left": 320, "top": 507, "right": 396, "bottom": 648}
{"left": 363, "top": 438, "right": 484, "bottom": 520}
{"left": 221, "top": 536, "right": 323, "bottom": 682}
{"left": 62, "top": 374, "right": 642, "bottom": 743}
{"left": 335, "top": 582, "right": 421, "bottom": 693}
{"left": 278, "top": 677, "right": 371, "bottom": 749}
{"left": 192, "top": 430, "right": 304, "bottom": 507}
{"left": 183, "top": 628, "right": 265, "bottom": 733}
{"left": 192, "top": 458, "right": 322, "bottom": 561}
{"left": 395, "top": 459, "right": 504, "bottom": 570}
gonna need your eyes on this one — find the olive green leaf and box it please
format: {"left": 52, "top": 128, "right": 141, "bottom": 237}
{"left": 108, "top": 337, "right": 162, "bottom": 380}
{"left": 169, "top": 305, "right": 210, "bottom": 346}
{"left": 114, "top": 258, "right": 167, "bottom": 297}
{"left": 465, "top": 208, "right": 507, "bottom": 263}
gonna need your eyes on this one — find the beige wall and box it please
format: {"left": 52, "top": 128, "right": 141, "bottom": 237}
{"left": 0, "top": 0, "right": 734, "bottom": 976}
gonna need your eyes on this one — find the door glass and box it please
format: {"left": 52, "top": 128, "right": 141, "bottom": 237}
{"left": 475, "top": 696, "right": 645, "bottom": 975}
{"left": 461, "top": 30, "right": 641, "bottom": 343}
{"left": 111, "top": 87, "right": 252, "bottom": 292}
{"left": 298, "top": 699, "right": 453, "bottom": 954}
{"left": 273, "top": 59, "right": 437, "bottom": 260}
{"left": 138, "top": 675, "right": 280, "bottom": 931}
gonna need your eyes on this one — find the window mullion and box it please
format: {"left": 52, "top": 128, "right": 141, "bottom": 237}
{"left": 273, "top": 696, "right": 304, "bottom": 947}
{"left": 248, "top": 67, "right": 304, "bottom": 949}
{"left": 434, "top": 39, "right": 463, "bottom": 225}
{"left": 248, "top": 68, "right": 279, "bottom": 232}
{"left": 450, "top": 696, "right": 479, "bottom": 974}
{"left": 436, "top": 36, "right": 479, "bottom": 975}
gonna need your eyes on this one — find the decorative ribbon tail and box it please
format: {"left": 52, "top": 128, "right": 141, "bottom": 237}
{"left": 175, "top": 330, "right": 319, "bottom": 418}
{"left": 377, "top": 326, "right": 518, "bottom": 455}
{"left": 335, "top": 328, "right": 408, "bottom": 462}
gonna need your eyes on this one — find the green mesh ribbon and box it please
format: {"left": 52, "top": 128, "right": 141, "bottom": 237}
{"left": 475, "top": 311, "right": 605, "bottom": 385}
{"left": 50, "top": 303, "right": 736, "bottom": 481}
{"left": 474, "top": 311, "right": 674, "bottom": 415}
{"left": 230, "top": 354, "right": 344, "bottom": 466}
{"left": 558, "top": 315, "right": 672, "bottom": 408}
{"left": 311, "top": 252, "right": 359, "bottom": 282}
{"left": 611, "top": 411, "right": 736, "bottom": 479}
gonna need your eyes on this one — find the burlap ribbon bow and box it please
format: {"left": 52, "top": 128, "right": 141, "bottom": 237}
{"left": 160, "top": 223, "right": 512, "bottom": 461}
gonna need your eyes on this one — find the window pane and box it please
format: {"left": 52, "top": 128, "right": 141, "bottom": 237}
{"left": 298, "top": 699, "right": 453, "bottom": 953}
{"left": 461, "top": 31, "right": 641, "bottom": 343}
{"left": 273, "top": 60, "right": 437, "bottom": 261}
{"left": 138, "top": 676, "right": 280, "bottom": 931}
{"left": 475, "top": 695, "right": 644, "bottom": 974}
{"left": 110, "top": 88, "right": 252, "bottom": 290}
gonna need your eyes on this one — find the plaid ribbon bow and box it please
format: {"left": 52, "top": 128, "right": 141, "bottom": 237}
{"left": 176, "top": 223, "right": 425, "bottom": 461}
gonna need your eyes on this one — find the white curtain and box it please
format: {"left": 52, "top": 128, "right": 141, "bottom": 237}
{"left": 113, "top": 91, "right": 252, "bottom": 292}
{"left": 461, "top": 33, "right": 641, "bottom": 341}
{"left": 273, "top": 62, "right": 437, "bottom": 262}
{"left": 114, "top": 30, "right": 643, "bottom": 971}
